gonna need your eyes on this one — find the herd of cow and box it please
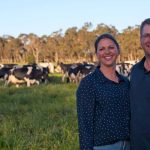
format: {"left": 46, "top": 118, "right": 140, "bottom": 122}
{"left": 0, "top": 61, "right": 135, "bottom": 87}
{"left": 60, "top": 61, "right": 135, "bottom": 83}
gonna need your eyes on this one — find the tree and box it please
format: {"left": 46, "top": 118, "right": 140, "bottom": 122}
{"left": 0, "top": 37, "right": 5, "bottom": 62}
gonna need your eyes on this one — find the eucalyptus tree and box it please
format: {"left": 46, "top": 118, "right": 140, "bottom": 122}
{"left": 47, "top": 29, "right": 63, "bottom": 63}
{"left": 25, "top": 33, "right": 42, "bottom": 63}
{"left": 3, "top": 35, "right": 22, "bottom": 63}
{"left": 76, "top": 22, "right": 95, "bottom": 61}
{"left": 18, "top": 34, "right": 31, "bottom": 62}
{"left": 118, "top": 26, "right": 143, "bottom": 61}
{"left": 0, "top": 37, "right": 5, "bottom": 62}
{"left": 63, "top": 27, "right": 78, "bottom": 60}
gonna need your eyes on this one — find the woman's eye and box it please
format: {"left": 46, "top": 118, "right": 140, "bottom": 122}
{"left": 98, "top": 48, "right": 104, "bottom": 51}
{"left": 109, "top": 46, "right": 115, "bottom": 49}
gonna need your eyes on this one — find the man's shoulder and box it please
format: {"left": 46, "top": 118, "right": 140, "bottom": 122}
{"left": 131, "top": 60, "right": 143, "bottom": 72}
{"left": 130, "top": 60, "right": 143, "bottom": 81}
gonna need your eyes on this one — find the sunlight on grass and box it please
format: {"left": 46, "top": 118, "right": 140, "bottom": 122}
{"left": 0, "top": 77, "right": 79, "bottom": 150}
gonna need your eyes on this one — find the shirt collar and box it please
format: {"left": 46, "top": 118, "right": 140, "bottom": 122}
{"left": 138, "top": 56, "right": 145, "bottom": 69}
{"left": 137, "top": 56, "right": 150, "bottom": 74}
{"left": 95, "top": 66, "right": 126, "bottom": 83}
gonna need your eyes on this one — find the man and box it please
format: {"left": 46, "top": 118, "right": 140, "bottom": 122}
{"left": 130, "top": 18, "right": 150, "bottom": 150}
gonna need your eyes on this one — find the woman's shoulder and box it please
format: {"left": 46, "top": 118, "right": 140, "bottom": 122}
{"left": 77, "top": 70, "right": 97, "bottom": 91}
{"left": 81, "top": 69, "right": 96, "bottom": 83}
{"left": 76, "top": 70, "right": 96, "bottom": 96}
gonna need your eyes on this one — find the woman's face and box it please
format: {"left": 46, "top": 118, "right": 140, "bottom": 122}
{"left": 96, "top": 38, "right": 119, "bottom": 67}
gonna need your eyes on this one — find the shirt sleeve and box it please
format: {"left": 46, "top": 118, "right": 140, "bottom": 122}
{"left": 76, "top": 77, "right": 95, "bottom": 150}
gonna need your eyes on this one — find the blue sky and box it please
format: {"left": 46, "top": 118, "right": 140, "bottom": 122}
{"left": 0, "top": 0, "right": 149, "bottom": 37}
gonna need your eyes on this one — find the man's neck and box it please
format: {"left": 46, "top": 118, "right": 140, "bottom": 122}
{"left": 144, "top": 56, "right": 150, "bottom": 71}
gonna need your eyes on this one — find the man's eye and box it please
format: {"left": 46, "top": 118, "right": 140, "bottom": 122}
{"left": 143, "top": 34, "right": 150, "bottom": 38}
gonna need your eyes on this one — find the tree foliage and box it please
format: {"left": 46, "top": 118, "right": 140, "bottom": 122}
{"left": 0, "top": 23, "right": 143, "bottom": 63}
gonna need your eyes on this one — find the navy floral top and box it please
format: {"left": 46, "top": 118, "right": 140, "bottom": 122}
{"left": 76, "top": 67, "right": 130, "bottom": 150}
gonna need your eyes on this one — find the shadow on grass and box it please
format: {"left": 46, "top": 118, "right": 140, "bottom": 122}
{"left": 48, "top": 73, "right": 70, "bottom": 84}
{"left": 0, "top": 74, "right": 71, "bottom": 87}
{"left": 48, "top": 76, "right": 62, "bottom": 84}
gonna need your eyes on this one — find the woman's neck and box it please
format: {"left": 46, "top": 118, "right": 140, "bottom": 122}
{"left": 100, "top": 65, "right": 118, "bottom": 82}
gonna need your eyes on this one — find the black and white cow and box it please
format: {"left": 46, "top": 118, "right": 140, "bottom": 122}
{"left": 59, "top": 62, "right": 77, "bottom": 82}
{"left": 5, "top": 64, "right": 49, "bottom": 87}
{"left": 60, "top": 62, "right": 95, "bottom": 83}
{"left": 0, "top": 64, "right": 18, "bottom": 80}
{"left": 116, "top": 62, "right": 134, "bottom": 77}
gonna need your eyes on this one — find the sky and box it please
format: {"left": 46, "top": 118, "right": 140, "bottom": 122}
{"left": 0, "top": 0, "right": 149, "bottom": 37}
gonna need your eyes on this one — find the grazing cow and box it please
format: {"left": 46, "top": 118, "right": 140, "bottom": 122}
{"left": 0, "top": 64, "right": 18, "bottom": 80}
{"left": 79, "top": 63, "right": 95, "bottom": 78}
{"left": 60, "top": 62, "right": 95, "bottom": 83}
{"left": 38, "top": 62, "right": 54, "bottom": 73}
{"left": 67, "top": 64, "right": 82, "bottom": 83}
{"left": 116, "top": 62, "right": 134, "bottom": 77}
{"left": 0, "top": 67, "right": 12, "bottom": 80}
{"left": 6, "top": 64, "right": 49, "bottom": 87}
{"left": 68, "top": 63, "right": 95, "bottom": 83}
{"left": 60, "top": 61, "right": 135, "bottom": 83}
{"left": 59, "top": 62, "right": 76, "bottom": 82}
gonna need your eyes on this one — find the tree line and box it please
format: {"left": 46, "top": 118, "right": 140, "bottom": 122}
{"left": 0, "top": 22, "right": 144, "bottom": 64}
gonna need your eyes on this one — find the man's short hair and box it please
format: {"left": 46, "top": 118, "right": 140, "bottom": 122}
{"left": 140, "top": 18, "right": 150, "bottom": 36}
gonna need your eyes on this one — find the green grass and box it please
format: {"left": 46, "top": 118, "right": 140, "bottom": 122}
{"left": 0, "top": 76, "right": 79, "bottom": 150}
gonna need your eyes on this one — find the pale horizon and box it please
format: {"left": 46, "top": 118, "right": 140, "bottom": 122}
{"left": 0, "top": 0, "right": 149, "bottom": 37}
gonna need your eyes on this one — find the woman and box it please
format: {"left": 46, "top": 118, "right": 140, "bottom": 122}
{"left": 76, "top": 33, "right": 130, "bottom": 150}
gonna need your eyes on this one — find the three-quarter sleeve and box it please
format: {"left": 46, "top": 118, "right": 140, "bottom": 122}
{"left": 76, "top": 78, "right": 95, "bottom": 150}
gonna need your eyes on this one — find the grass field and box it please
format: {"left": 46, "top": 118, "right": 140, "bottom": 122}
{"left": 0, "top": 75, "right": 79, "bottom": 150}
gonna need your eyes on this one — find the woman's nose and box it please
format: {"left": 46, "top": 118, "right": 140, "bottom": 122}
{"left": 104, "top": 48, "right": 110, "bottom": 53}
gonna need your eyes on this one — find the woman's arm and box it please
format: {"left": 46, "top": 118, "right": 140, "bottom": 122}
{"left": 76, "top": 78, "right": 95, "bottom": 150}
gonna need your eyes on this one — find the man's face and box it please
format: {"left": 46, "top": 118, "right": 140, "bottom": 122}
{"left": 141, "top": 24, "right": 150, "bottom": 57}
